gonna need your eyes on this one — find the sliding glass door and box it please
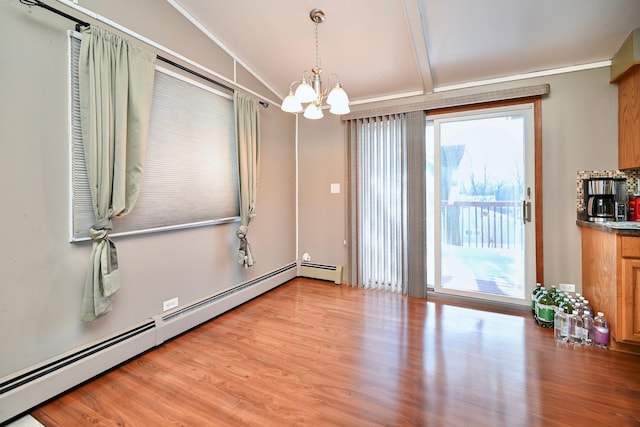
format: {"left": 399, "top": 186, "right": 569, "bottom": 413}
{"left": 426, "top": 104, "right": 536, "bottom": 304}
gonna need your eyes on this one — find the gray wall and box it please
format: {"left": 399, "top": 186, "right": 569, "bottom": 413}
{"left": 541, "top": 68, "right": 618, "bottom": 289}
{"left": 0, "top": 0, "right": 296, "bottom": 379}
{"left": 298, "top": 116, "right": 348, "bottom": 269}
{"left": 297, "top": 66, "right": 618, "bottom": 292}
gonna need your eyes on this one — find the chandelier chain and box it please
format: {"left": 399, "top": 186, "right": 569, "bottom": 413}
{"left": 314, "top": 22, "right": 321, "bottom": 69}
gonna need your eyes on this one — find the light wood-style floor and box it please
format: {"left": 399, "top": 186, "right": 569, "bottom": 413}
{"left": 31, "top": 278, "right": 640, "bottom": 426}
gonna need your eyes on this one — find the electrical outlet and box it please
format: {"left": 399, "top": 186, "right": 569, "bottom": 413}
{"left": 558, "top": 283, "right": 576, "bottom": 293}
{"left": 162, "top": 297, "right": 179, "bottom": 312}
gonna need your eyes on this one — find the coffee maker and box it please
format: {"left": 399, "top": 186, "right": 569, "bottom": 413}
{"left": 583, "top": 177, "right": 627, "bottom": 222}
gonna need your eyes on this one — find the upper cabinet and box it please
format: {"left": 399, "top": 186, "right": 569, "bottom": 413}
{"left": 612, "top": 28, "right": 640, "bottom": 170}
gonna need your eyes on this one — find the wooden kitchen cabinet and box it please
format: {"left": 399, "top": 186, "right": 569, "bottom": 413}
{"left": 580, "top": 225, "right": 640, "bottom": 354}
{"left": 617, "top": 65, "right": 640, "bottom": 170}
{"left": 620, "top": 237, "right": 640, "bottom": 344}
{"left": 612, "top": 28, "right": 640, "bottom": 170}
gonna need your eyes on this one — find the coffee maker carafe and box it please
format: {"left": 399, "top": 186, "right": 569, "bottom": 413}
{"left": 583, "top": 177, "right": 627, "bottom": 222}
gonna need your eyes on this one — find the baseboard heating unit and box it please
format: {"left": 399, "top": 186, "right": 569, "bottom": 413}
{"left": 0, "top": 262, "right": 296, "bottom": 425}
{"left": 299, "top": 262, "right": 343, "bottom": 284}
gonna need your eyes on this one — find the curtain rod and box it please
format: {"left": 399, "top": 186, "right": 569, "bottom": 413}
{"left": 19, "top": 0, "right": 269, "bottom": 108}
{"left": 20, "top": 0, "right": 88, "bottom": 30}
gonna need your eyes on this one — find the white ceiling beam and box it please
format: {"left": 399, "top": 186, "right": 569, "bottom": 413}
{"left": 401, "top": 0, "right": 434, "bottom": 94}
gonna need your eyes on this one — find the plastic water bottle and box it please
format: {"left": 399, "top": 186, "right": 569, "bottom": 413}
{"left": 582, "top": 310, "right": 594, "bottom": 346}
{"left": 582, "top": 299, "right": 594, "bottom": 317}
{"left": 593, "top": 312, "right": 610, "bottom": 348}
{"left": 573, "top": 302, "right": 582, "bottom": 317}
{"left": 569, "top": 310, "right": 584, "bottom": 345}
{"left": 559, "top": 297, "right": 574, "bottom": 315}
{"left": 554, "top": 306, "right": 569, "bottom": 342}
{"left": 531, "top": 283, "right": 542, "bottom": 316}
{"left": 535, "top": 291, "right": 555, "bottom": 328}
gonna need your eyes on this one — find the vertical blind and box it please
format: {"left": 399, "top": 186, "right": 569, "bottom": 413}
{"left": 356, "top": 114, "right": 408, "bottom": 293}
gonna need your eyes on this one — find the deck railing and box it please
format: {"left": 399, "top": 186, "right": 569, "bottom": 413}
{"left": 441, "top": 201, "right": 524, "bottom": 249}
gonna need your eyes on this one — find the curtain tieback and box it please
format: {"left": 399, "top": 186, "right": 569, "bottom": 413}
{"left": 88, "top": 220, "right": 120, "bottom": 297}
{"left": 236, "top": 225, "right": 248, "bottom": 241}
{"left": 236, "top": 225, "right": 254, "bottom": 267}
{"left": 89, "top": 219, "right": 113, "bottom": 242}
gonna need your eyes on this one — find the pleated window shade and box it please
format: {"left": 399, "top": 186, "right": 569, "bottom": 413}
{"left": 69, "top": 35, "right": 239, "bottom": 242}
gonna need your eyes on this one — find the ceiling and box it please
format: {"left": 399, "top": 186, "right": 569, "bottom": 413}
{"left": 168, "top": 0, "right": 640, "bottom": 105}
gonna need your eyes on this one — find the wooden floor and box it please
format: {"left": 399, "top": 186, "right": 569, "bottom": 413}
{"left": 31, "top": 278, "right": 640, "bottom": 426}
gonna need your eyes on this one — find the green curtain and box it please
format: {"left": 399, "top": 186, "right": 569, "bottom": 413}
{"left": 79, "top": 26, "right": 156, "bottom": 321}
{"left": 234, "top": 92, "right": 261, "bottom": 268}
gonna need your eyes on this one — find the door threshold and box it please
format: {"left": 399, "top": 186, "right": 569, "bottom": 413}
{"left": 427, "top": 289, "right": 531, "bottom": 317}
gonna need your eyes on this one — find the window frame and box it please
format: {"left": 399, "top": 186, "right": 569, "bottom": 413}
{"left": 426, "top": 97, "right": 544, "bottom": 283}
{"left": 68, "top": 33, "right": 240, "bottom": 242}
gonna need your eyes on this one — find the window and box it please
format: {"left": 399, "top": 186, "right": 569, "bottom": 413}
{"left": 69, "top": 35, "right": 239, "bottom": 242}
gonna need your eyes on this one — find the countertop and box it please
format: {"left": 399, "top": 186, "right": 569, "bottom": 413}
{"left": 576, "top": 218, "right": 640, "bottom": 236}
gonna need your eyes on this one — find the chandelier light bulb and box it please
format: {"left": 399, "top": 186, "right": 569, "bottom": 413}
{"left": 303, "top": 103, "right": 324, "bottom": 120}
{"left": 326, "top": 83, "right": 349, "bottom": 107}
{"left": 329, "top": 102, "right": 350, "bottom": 115}
{"left": 294, "top": 80, "right": 317, "bottom": 104}
{"left": 281, "top": 91, "right": 303, "bottom": 113}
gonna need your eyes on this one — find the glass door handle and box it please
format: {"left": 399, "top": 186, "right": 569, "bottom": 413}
{"left": 522, "top": 200, "right": 532, "bottom": 223}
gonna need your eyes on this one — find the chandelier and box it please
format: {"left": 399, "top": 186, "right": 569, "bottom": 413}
{"left": 280, "top": 9, "right": 350, "bottom": 119}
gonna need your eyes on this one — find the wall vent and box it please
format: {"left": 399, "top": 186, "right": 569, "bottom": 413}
{"left": 299, "top": 262, "right": 343, "bottom": 284}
